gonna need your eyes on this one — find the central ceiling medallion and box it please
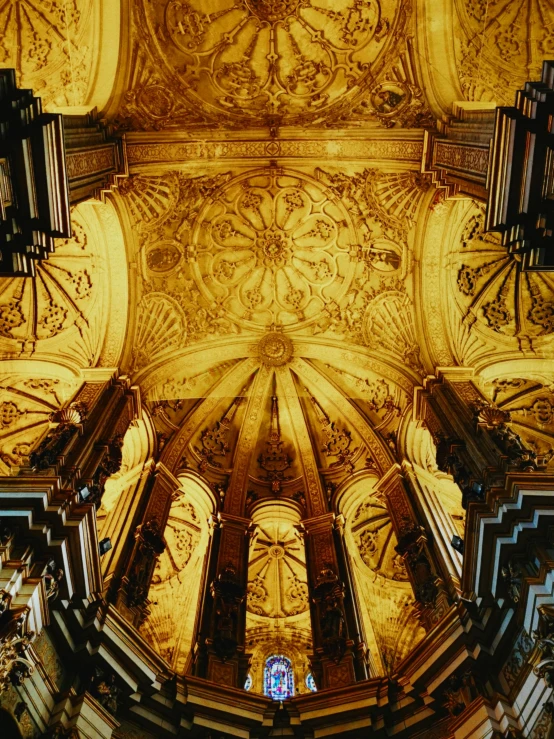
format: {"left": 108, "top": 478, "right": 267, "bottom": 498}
{"left": 191, "top": 168, "right": 357, "bottom": 329}
{"left": 256, "top": 228, "right": 292, "bottom": 266}
{"left": 244, "top": 0, "right": 299, "bottom": 22}
{"left": 258, "top": 333, "right": 293, "bottom": 366}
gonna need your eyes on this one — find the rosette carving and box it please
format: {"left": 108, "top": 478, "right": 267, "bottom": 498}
{"left": 190, "top": 169, "right": 356, "bottom": 328}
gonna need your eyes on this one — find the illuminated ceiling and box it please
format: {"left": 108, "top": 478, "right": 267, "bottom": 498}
{"left": 1, "top": 0, "right": 554, "bottom": 689}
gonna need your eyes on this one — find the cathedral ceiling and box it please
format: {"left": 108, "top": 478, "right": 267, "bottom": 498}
{"left": 0, "top": 201, "right": 128, "bottom": 370}
{"left": 4, "top": 0, "right": 554, "bottom": 689}
{"left": 113, "top": 0, "right": 435, "bottom": 130}
{"left": 416, "top": 196, "right": 554, "bottom": 373}
{"left": 115, "top": 163, "right": 431, "bottom": 379}
{"left": 453, "top": 0, "right": 554, "bottom": 105}
{"left": 110, "top": 158, "right": 425, "bottom": 512}
{"left": 480, "top": 374, "right": 554, "bottom": 467}
{"left": 0, "top": 0, "right": 120, "bottom": 111}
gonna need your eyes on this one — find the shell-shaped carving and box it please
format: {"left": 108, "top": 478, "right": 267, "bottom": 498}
{"left": 132, "top": 292, "right": 187, "bottom": 371}
{"left": 52, "top": 406, "right": 84, "bottom": 425}
{"left": 117, "top": 174, "right": 180, "bottom": 232}
{"left": 366, "top": 171, "right": 433, "bottom": 232}
{"left": 363, "top": 291, "right": 424, "bottom": 374}
{"left": 477, "top": 405, "right": 510, "bottom": 428}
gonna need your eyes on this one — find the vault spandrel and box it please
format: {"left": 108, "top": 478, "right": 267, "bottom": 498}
{"left": 445, "top": 201, "right": 554, "bottom": 362}
{"left": 454, "top": 0, "right": 554, "bottom": 106}
{"left": 0, "top": 1, "right": 119, "bottom": 112}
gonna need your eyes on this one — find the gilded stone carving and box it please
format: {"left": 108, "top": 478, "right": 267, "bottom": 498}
{"left": 141, "top": 495, "right": 205, "bottom": 670}
{"left": 0, "top": 201, "right": 116, "bottom": 368}
{"left": 258, "top": 333, "right": 293, "bottom": 366}
{"left": 0, "top": 593, "right": 35, "bottom": 694}
{"left": 454, "top": 0, "right": 554, "bottom": 105}
{"left": 132, "top": 292, "right": 187, "bottom": 371}
{"left": 125, "top": 137, "right": 425, "bottom": 166}
{"left": 481, "top": 379, "right": 554, "bottom": 469}
{"left": 501, "top": 628, "right": 533, "bottom": 689}
{"left": 0, "top": 0, "right": 94, "bottom": 108}
{"left": 88, "top": 666, "right": 122, "bottom": 715}
{"left": 189, "top": 168, "right": 356, "bottom": 329}
{"left": 319, "top": 166, "right": 431, "bottom": 238}
{"left": 257, "top": 395, "right": 293, "bottom": 493}
{"left": 131, "top": 0, "right": 404, "bottom": 127}
{"left": 146, "top": 242, "right": 183, "bottom": 274}
{"left": 324, "top": 368, "right": 402, "bottom": 423}
{"left": 353, "top": 495, "right": 408, "bottom": 581}
{"left": 451, "top": 205, "right": 554, "bottom": 341}
{"left": 248, "top": 523, "right": 308, "bottom": 617}
{"left": 0, "top": 375, "right": 78, "bottom": 475}
{"left": 195, "top": 393, "right": 244, "bottom": 471}
{"left": 308, "top": 391, "right": 358, "bottom": 472}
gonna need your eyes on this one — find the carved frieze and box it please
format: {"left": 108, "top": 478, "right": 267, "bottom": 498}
{"left": 126, "top": 138, "right": 425, "bottom": 166}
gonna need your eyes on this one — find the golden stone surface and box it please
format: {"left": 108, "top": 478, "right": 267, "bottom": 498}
{"left": 257, "top": 333, "right": 294, "bottom": 366}
{"left": 1, "top": 0, "right": 554, "bottom": 715}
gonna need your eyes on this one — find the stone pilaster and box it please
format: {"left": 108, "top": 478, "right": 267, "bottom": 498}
{"left": 203, "top": 514, "right": 251, "bottom": 688}
{"left": 376, "top": 466, "right": 450, "bottom": 630}
{"left": 302, "top": 513, "right": 356, "bottom": 689}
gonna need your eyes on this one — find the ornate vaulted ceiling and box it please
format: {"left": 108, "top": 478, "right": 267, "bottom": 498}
{"left": 110, "top": 155, "right": 427, "bottom": 676}
{"left": 453, "top": 0, "right": 554, "bottom": 104}
{"left": 1, "top": 0, "right": 554, "bottom": 697}
{"left": 117, "top": 0, "right": 434, "bottom": 129}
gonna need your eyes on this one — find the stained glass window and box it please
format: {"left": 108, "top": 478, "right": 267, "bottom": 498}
{"left": 305, "top": 672, "right": 317, "bottom": 692}
{"left": 244, "top": 674, "right": 252, "bottom": 691}
{"left": 264, "top": 655, "right": 294, "bottom": 700}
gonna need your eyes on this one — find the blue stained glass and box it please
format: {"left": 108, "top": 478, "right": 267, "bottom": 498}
{"left": 264, "top": 655, "right": 294, "bottom": 700}
{"left": 244, "top": 674, "right": 253, "bottom": 691}
{"left": 305, "top": 672, "right": 317, "bottom": 692}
